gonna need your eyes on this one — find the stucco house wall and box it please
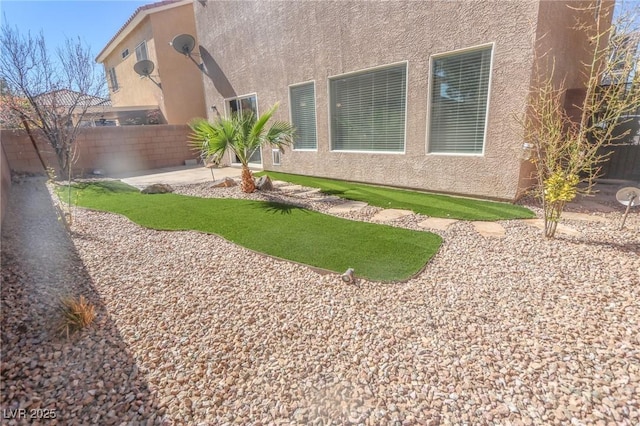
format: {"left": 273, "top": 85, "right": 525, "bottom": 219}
{"left": 97, "top": 0, "right": 206, "bottom": 125}
{"left": 194, "top": 0, "right": 607, "bottom": 200}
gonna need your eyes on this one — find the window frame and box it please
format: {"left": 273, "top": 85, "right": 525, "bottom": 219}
{"left": 272, "top": 149, "right": 282, "bottom": 166}
{"left": 121, "top": 48, "right": 129, "bottom": 59}
{"left": 222, "top": 93, "right": 262, "bottom": 166}
{"left": 223, "top": 92, "right": 259, "bottom": 118}
{"left": 288, "top": 80, "right": 318, "bottom": 151}
{"left": 135, "top": 41, "right": 148, "bottom": 62}
{"left": 327, "top": 61, "right": 408, "bottom": 154}
{"left": 108, "top": 67, "right": 119, "bottom": 92}
{"left": 425, "top": 43, "right": 495, "bottom": 157}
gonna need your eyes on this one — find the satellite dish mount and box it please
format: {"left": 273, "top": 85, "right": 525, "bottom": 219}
{"left": 615, "top": 186, "right": 640, "bottom": 230}
{"left": 170, "top": 34, "right": 205, "bottom": 71}
{"left": 133, "top": 59, "right": 162, "bottom": 89}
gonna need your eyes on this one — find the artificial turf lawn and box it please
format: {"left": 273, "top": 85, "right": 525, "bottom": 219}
{"left": 256, "top": 171, "right": 535, "bottom": 221}
{"left": 60, "top": 181, "right": 442, "bottom": 282}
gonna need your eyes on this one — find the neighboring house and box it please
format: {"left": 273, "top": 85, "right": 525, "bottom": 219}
{"left": 95, "top": 0, "right": 206, "bottom": 125}
{"left": 193, "top": 0, "right": 614, "bottom": 200}
{"left": 34, "top": 89, "right": 112, "bottom": 127}
{"left": 33, "top": 89, "right": 162, "bottom": 127}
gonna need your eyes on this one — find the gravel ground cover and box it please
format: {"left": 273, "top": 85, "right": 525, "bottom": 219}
{"left": 1, "top": 177, "right": 639, "bottom": 425}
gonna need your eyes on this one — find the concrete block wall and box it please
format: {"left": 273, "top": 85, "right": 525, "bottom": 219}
{"left": 1, "top": 125, "right": 198, "bottom": 176}
{"left": 1, "top": 143, "right": 11, "bottom": 228}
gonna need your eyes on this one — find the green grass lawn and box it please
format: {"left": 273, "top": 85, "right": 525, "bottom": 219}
{"left": 60, "top": 181, "right": 442, "bottom": 282}
{"left": 257, "top": 171, "right": 535, "bottom": 221}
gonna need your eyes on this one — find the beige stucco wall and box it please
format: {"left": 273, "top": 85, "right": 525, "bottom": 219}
{"left": 104, "top": 17, "right": 160, "bottom": 109}
{"left": 150, "top": 4, "right": 207, "bottom": 124}
{"left": 101, "top": 3, "right": 206, "bottom": 125}
{"left": 194, "top": 0, "right": 547, "bottom": 200}
{"left": 533, "top": 0, "right": 613, "bottom": 91}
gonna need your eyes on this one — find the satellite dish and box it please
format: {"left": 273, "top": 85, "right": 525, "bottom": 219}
{"left": 171, "top": 34, "right": 196, "bottom": 55}
{"left": 133, "top": 59, "right": 155, "bottom": 77}
{"left": 616, "top": 187, "right": 640, "bottom": 207}
{"left": 133, "top": 60, "right": 161, "bottom": 89}
{"left": 615, "top": 186, "right": 640, "bottom": 230}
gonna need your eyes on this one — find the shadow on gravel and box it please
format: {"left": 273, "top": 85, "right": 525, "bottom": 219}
{"left": 568, "top": 236, "right": 640, "bottom": 254}
{"left": 0, "top": 177, "right": 164, "bottom": 424}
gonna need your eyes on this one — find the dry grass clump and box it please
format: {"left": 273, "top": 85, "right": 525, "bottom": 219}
{"left": 57, "top": 295, "right": 96, "bottom": 338}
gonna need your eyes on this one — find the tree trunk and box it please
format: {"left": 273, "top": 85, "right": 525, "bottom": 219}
{"left": 240, "top": 165, "right": 256, "bottom": 193}
{"left": 543, "top": 201, "right": 564, "bottom": 238}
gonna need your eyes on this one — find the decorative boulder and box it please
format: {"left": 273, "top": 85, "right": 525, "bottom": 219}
{"left": 141, "top": 183, "right": 174, "bottom": 194}
{"left": 212, "top": 177, "right": 238, "bottom": 188}
{"left": 256, "top": 175, "right": 274, "bottom": 191}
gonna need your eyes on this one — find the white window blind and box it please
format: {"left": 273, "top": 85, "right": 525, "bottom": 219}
{"left": 108, "top": 68, "right": 118, "bottom": 91}
{"left": 330, "top": 64, "right": 407, "bottom": 152}
{"left": 429, "top": 47, "right": 492, "bottom": 154}
{"left": 135, "top": 41, "right": 148, "bottom": 61}
{"left": 290, "top": 83, "right": 317, "bottom": 150}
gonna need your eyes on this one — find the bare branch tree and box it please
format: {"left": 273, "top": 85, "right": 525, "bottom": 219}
{"left": 0, "top": 22, "right": 106, "bottom": 178}
{"left": 519, "top": 2, "right": 640, "bottom": 238}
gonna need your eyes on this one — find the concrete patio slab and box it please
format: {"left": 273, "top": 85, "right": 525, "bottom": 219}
{"left": 472, "top": 221, "right": 506, "bottom": 238}
{"left": 327, "top": 200, "right": 368, "bottom": 214}
{"left": 118, "top": 165, "right": 243, "bottom": 188}
{"left": 521, "top": 219, "right": 582, "bottom": 237}
{"left": 371, "top": 208, "right": 413, "bottom": 222}
{"left": 417, "top": 218, "right": 458, "bottom": 231}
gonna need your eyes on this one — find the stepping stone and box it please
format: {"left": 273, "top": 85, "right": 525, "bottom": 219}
{"left": 278, "top": 184, "right": 304, "bottom": 192}
{"left": 561, "top": 211, "right": 609, "bottom": 223}
{"left": 295, "top": 189, "right": 322, "bottom": 197}
{"left": 371, "top": 208, "right": 413, "bottom": 222}
{"left": 271, "top": 180, "right": 289, "bottom": 187}
{"left": 327, "top": 200, "right": 368, "bottom": 214}
{"left": 315, "top": 195, "right": 341, "bottom": 202}
{"left": 521, "top": 219, "right": 581, "bottom": 237}
{"left": 472, "top": 221, "right": 506, "bottom": 238}
{"left": 417, "top": 218, "right": 458, "bottom": 231}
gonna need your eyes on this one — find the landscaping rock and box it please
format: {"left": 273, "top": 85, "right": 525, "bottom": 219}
{"left": 211, "top": 177, "right": 237, "bottom": 188}
{"left": 141, "top": 183, "right": 174, "bottom": 194}
{"left": 256, "top": 175, "right": 274, "bottom": 191}
{"left": 2, "top": 177, "right": 638, "bottom": 424}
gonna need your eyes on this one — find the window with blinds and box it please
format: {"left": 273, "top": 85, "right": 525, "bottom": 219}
{"left": 135, "top": 41, "right": 148, "bottom": 61}
{"left": 428, "top": 46, "right": 492, "bottom": 154}
{"left": 289, "top": 82, "right": 317, "bottom": 150}
{"left": 330, "top": 63, "right": 407, "bottom": 152}
{"left": 108, "top": 68, "right": 118, "bottom": 92}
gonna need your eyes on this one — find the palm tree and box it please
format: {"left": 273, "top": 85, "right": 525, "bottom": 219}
{"left": 189, "top": 103, "right": 294, "bottom": 193}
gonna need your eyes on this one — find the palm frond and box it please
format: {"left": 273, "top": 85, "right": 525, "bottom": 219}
{"left": 188, "top": 103, "right": 294, "bottom": 170}
{"left": 266, "top": 120, "right": 295, "bottom": 147}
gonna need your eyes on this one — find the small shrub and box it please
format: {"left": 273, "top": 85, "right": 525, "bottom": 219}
{"left": 57, "top": 295, "right": 96, "bottom": 338}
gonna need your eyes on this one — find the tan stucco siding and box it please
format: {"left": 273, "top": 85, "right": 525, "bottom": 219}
{"left": 104, "top": 17, "right": 162, "bottom": 110}
{"left": 150, "top": 4, "right": 207, "bottom": 124}
{"left": 101, "top": 3, "right": 206, "bottom": 125}
{"left": 195, "top": 1, "right": 547, "bottom": 199}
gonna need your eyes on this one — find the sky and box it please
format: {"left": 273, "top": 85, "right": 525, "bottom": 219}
{"left": 0, "top": 0, "right": 150, "bottom": 60}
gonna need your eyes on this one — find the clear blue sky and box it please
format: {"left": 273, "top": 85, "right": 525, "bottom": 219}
{"left": 0, "top": 0, "right": 150, "bottom": 59}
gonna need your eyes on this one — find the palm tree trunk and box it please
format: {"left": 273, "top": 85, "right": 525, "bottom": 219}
{"left": 240, "top": 165, "right": 256, "bottom": 193}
